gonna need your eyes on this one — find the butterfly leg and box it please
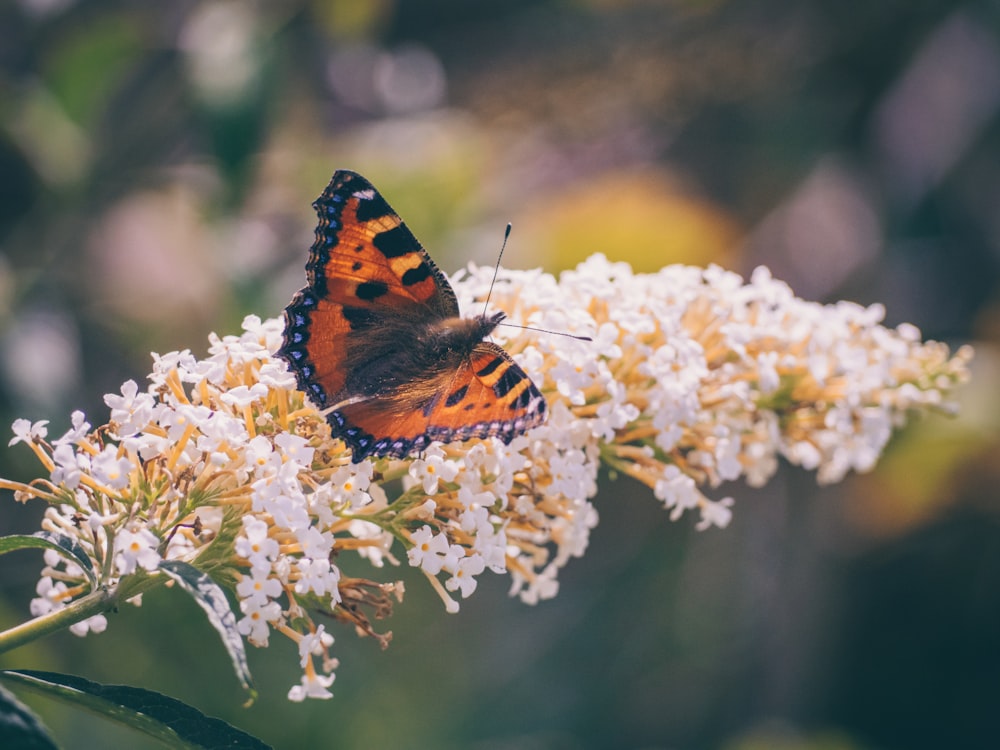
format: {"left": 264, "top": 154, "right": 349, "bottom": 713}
{"left": 321, "top": 395, "right": 369, "bottom": 416}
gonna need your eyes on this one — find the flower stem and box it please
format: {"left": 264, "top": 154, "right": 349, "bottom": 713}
{"left": 0, "top": 587, "right": 118, "bottom": 654}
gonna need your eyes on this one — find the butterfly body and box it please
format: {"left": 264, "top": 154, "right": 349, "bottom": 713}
{"left": 278, "top": 171, "right": 546, "bottom": 463}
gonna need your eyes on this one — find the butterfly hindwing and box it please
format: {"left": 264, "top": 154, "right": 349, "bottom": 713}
{"left": 332, "top": 343, "right": 547, "bottom": 461}
{"left": 279, "top": 170, "right": 549, "bottom": 462}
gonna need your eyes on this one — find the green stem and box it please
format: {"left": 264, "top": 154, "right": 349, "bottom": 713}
{"left": 0, "top": 587, "right": 118, "bottom": 654}
{"left": 0, "top": 575, "right": 164, "bottom": 655}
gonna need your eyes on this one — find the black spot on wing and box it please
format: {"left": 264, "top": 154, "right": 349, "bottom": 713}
{"left": 356, "top": 280, "right": 389, "bottom": 301}
{"left": 401, "top": 262, "right": 431, "bottom": 287}
{"left": 354, "top": 192, "right": 393, "bottom": 222}
{"left": 475, "top": 356, "right": 505, "bottom": 378}
{"left": 373, "top": 225, "right": 416, "bottom": 259}
{"left": 511, "top": 385, "right": 534, "bottom": 409}
{"left": 493, "top": 366, "right": 525, "bottom": 398}
{"left": 445, "top": 384, "right": 469, "bottom": 408}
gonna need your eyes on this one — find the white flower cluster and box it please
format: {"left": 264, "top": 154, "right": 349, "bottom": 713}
{"left": 2, "top": 255, "right": 970, "bottom": 700}
{"left": 8, "top": 318, "right": 360, "bottom": 698}
{"left": 453, "top": 254, "right": 972, "bottom": 554}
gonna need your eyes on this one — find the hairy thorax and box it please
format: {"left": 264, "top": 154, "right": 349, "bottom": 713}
{"left": 345, "top": 311, "right": 505, "bottom": 402}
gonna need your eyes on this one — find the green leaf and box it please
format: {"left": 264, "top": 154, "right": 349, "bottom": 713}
{"left": 0, "top": 682, "right": 59, "bottom": 750}
{"left": 157, "top": 561, "right": 255, "bottom": 698}
{"left": 0, "top": 532, "right": 97, "bottom": 587}
{"left": 0, "top": 670, "right": 270, "bottom": 750}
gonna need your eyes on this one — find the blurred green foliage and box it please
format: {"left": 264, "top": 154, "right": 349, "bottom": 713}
{"left": 2, "top": 1, "right": 999, "bottom": 748}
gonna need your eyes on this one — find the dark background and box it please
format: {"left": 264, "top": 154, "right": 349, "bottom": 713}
{"left": 1, "top": 1, "right": 999, "bottom": 748}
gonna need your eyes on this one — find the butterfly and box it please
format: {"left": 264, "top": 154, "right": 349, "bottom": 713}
{"left": 278, "top": 170, "right": 547, "bottom": 463}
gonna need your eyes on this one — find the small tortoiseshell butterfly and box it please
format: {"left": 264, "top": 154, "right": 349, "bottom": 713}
{"left": 278, "top": 170, "right": 547, "bottom": 463}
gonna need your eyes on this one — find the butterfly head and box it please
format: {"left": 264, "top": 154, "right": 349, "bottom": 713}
{"left": 479, "top": 310, "right": 507, "bottom": 337}
{"left": 426, "top": 311, "right": 506, "bottom": 357}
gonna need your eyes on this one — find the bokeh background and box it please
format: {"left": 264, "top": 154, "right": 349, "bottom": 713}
{"left": 2, "top": 1, "right": 999, "bottom": 748}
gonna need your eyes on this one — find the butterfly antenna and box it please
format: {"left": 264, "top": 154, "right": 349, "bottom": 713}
{"left": 482, "top": 223, "right": 512, "bottom": 318}
{"left": 499, "top": 322, "right": 592, "bottom": 342}
{"left": 486, "top": 223, "right": 592, "bottom": 342}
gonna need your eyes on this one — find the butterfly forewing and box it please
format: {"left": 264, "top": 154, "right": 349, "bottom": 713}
{"left": 282, "top": 170, "right": 450, "bottom": 409}
{"left": 308, "top": 172, "right": 458, "bottom": 316}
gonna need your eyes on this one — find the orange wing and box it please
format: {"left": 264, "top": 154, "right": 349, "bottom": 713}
{"left": 279, "top": 171, "right": 456, "bottom": 411}
{"left": 332, "top": 342, "right": 547, "bottom": 461}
